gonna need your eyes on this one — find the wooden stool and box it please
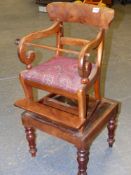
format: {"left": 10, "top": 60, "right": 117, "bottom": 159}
{"left": 15, "top": 96, "right": 118, "bottom": 175}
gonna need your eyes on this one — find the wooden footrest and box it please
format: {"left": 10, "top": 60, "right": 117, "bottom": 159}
{"left": 15, "top": 95, "right": 118, "bottom": 132}
{"left": 15, "top": 98, "right": 85, "bottom": 129}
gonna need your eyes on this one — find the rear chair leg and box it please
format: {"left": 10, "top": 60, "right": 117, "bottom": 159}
{"left": 25, "top": 127, "right": 37, "bottom": 157}
{"left": 94, "top": 79, "right": 101, "bottom": 100}
{"left": 107, "top": 115, "right": 116, "bottom": 147}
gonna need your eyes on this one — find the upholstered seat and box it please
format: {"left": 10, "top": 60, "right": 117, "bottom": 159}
{"left": 21, "top": 56, "right": 96, "bottom": 93}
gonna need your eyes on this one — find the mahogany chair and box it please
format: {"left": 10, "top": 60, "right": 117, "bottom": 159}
{"left": 15, "top": 2, "right": 118, "bottom": 175}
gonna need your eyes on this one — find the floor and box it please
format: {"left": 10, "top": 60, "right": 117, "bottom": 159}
{"left": 0, "top": 0, "right": 131, "bottom": 175}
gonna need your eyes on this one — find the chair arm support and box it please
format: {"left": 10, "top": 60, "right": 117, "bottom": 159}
{"left": 17, "top": 22, "right": 60, "bottom": 66}
{"left": 78, "top": 29, "right": 104, "bottom": 82}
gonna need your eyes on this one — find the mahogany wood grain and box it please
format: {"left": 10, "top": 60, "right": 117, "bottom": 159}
{"left": 15, "top": 3, "right": 116, "bottom": 174}
{"left": 20, "top": 98, "right": 119, "bottom": 174}
{"left": 20, "top": 98, "right": 118, "bottom": 147}
{"left": 15, "top": 98, "right": 86, "bottom": 129}
{"left": 25, "top": 127, "right": 37, "bottom": 157}
{"left": 47, "top": 3, "right": 114, "bottom": 29}
{"left": 16, "top": 2, "right": 114, "bottom": 121}
{"left": 77, "top": 148, "right": 89, "bottom": 175}
{"left": 107, "top": 115, "right": 116, "bottom": 147}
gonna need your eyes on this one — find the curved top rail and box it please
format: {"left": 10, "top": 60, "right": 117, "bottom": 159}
{"left": 47, "top": 2, "right": 114, "bottom": 29}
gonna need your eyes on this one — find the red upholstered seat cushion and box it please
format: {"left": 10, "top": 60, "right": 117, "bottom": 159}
{"left": 21, "top": 56, "right": 94, "bottom": 93}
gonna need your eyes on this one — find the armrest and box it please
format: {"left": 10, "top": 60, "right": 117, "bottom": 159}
{"left": 78, "top": 29, "right": 104, "bottom": 83}
{"left": 17, "top": 22, "right": 60, "bottom": 67}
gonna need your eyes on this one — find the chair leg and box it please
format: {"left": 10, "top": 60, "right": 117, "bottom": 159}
{"left": 77, "top": 147, "right": 90, "bottom": 175}
{"left": 77, "top": 88, "right": 87, "bottom": 120}
{"left": 94, "top": 79, "right": 101, "bottom": 100}
{"left": 107, "top": 115, "right": 116, "bottom": 147}
{"left": 25, "top": 127, "right": 37, "bottom": 157}
{"left": 19, "top": 73, "right": 34, "bottom": 100}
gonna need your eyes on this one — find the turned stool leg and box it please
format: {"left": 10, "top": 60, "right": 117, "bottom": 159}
{"left": 25, "top": 127, "right": 37, "bottom": 157}
{"left": 107, "top": 115, "right": 116, "bottom": 147}
{"left": 77, "top": 147, "right": 90, "bottom": 175}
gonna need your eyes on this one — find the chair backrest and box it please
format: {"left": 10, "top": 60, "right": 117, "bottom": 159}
{"left": 47, "top": 2, "right": 114, "bottom": 29}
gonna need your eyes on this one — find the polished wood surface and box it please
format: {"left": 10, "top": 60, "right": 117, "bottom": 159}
{"left": 21, "top": 97, "right": 118, "bottom": 175}
{"left": 16, "top": 2, "right": 114, "bottom": 121}
{"left": 20, "top": 97, "right": 118, "bottom": 146}
{"left": 15, "top": 95, "right": 100, "bottom": 130}
{"left": 15, "top": 3, "right": 116, "bottom": 174}
{"left": 47, "top": 3, "right": 114, "bottom": 29}
{"left": 25, "top": 127, "right": 37, "bottom": 157}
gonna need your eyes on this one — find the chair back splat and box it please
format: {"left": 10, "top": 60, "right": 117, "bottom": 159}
{"left": 15, "top": 2, "right": 115, "bottom": 129}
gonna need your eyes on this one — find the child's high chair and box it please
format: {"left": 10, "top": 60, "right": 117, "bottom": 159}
{"left": 15, "top": 2, "right": 119, "bottom": 175}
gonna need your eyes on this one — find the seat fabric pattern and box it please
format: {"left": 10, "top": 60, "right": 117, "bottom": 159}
{"left": 22, "top": 56, "right": 83, "bottom": 93}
